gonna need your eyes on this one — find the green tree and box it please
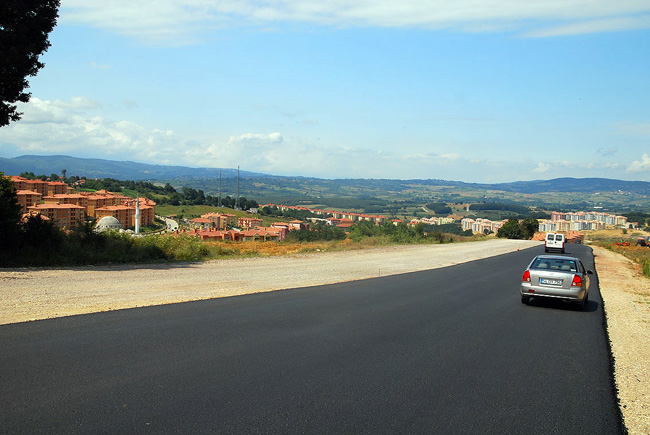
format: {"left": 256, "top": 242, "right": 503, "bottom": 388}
{"left": 520, "top": 218, "right": 539, "bottom": 239}
{"left": 1, "top": 0, "right": 61, "bottom": 126}
{"left": 0, "top": 172, "right": 22, "bottom": 260}
{"left": 497, "top": 219, "right": 524, "bottom": 239}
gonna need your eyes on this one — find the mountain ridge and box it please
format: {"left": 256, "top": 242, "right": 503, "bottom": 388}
{"left": 1, "top": 154, "right": 649, "bottom": 196}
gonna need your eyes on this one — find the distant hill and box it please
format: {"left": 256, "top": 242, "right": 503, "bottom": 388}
{"left": 1, "top": 154, "right": 649, "bottom": 200}
{"left": 0, "top": 155, "right": 262, "bottom": 180}
{"left": 477, "top": 178, "right": 650, "bottom": 195}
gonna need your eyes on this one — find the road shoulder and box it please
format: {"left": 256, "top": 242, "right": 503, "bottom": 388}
{"left": 593, "top": 245, "right": 650, "bottom": 435}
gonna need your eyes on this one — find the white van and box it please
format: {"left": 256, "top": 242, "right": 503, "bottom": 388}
{"left": 545, "top": 233, "right": 565, "bottom": 253}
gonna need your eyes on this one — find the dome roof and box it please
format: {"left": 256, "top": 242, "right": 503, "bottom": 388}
{"left": 95, "top": 216, "right": 122, "bottom": 231}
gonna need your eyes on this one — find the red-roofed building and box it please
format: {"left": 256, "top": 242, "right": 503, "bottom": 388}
{"left": 95, "top": 197, "right": 155, "bottom": 229}
{"left": 189, "top": 217, "right": 213, "bottom": 230}
{"left": 27, "top": 203, "right": 85, "bottom": 230}
{"left": 336, "top": 218, "right": 354, "bottom": 229}
{"left": 190, "top": 228, "right": 244, "bottom": 241}
{"left": 47, "top": 181, "right": 71, "bottom": 195}
{"left": 44, "top": 194, "right": 88, "bottom": 208}
{"left": 289, "top": 220, "right": 308, "bottom": 230}
{"left": 241, "top": 229, "right": 280, "bottom": 242}
{"left": 239, "top": 217, "right": 263, "bottom": 229}
{"left": 16, "top": 190, "right": 42, "bottom": 213}
{"left": 10, "top": 176, "right": 49, "bottom": 196}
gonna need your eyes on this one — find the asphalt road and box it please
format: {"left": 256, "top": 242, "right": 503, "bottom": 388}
{"left": 0, "top": 244, "right": 624, "bottom": 434}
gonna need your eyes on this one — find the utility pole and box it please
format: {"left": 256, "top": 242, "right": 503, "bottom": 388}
{"left": 135, "top": 196, "right": 141, "bottom": 235}
{"left": 236, "top": 166, "right": 240, "bottom": 210}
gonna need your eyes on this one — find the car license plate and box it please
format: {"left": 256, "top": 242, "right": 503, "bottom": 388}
{"left": 540, "top": 278, "right": 562, "bottom": 285}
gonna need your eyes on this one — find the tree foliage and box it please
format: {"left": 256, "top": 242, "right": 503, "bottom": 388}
{"left": 469, "top": 202, "right": 530, "bottom": 214}
{"left": 425, "top": 202, "right": 452, "bottom": 215}
{"left": 497, "top": 218, "right": 539, "bottom": 239}
{"left": 284, "top": 222, "right": 347, "bottom": 242}
{"left": 520, "top": 218, "right": 539, "bottom": 239}
{"left": 0, "top": 0, "right": 60, "bottom": 126}
{"left": 497, "top": 219, "right": 525, "bottom": 239}
{"left": 0, "top": 172, "right": 22, "bottom": 256}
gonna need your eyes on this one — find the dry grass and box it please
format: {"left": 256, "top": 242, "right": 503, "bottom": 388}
{"left": 586, "top": 228, "right": 650, "bottom": 278}
{"left": 203, "top": 239, "right": 361, "bottom": 257}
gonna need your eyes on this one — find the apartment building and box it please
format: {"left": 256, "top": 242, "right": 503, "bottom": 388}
{"left": 261, "top": 203, "right": 389, "bottom": 225}
{"left": 80, "top": 190, "right": 130, "bottom": 217}
{"left": 410, "top": 216, "right": 456, "bottom": 226}
{"left": 542, "top": 210, "right": 627, "bottom": 232}
{"left": 238, "top": 217, "right": 264, "bottom": 229}
{"left": 10, "top": 176, "right": 49, "bottom": 196}
{"left": 200, "top": 212, "right": 237, "bottom": 230}
{"left": 8, "top": 175, "right": 155, "bottom": 231}
{"left": 461, "top": 218, "right": 506, "bottom": 234}
{"left": 95, "top": 198, "right": 155, "bottom": 229}
{"left": 550, "top": 211, "right": 627, "bottom": 226}
{"left": 27, "top": 203, "right": 86, "bottom": 230}
{"left": 16, "top": 190, "right": 42, "bottom": 213}
{"left": 44, "top": 193, "right": 88, "bottom": 208}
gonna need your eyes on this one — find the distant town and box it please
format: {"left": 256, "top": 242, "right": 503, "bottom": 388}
{"left": 6, "top": 174, "right": 636, "bottom": 244}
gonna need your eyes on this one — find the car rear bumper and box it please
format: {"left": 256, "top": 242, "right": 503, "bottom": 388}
{"left": 520, "top": 283, "right": 585, "bottom": 301}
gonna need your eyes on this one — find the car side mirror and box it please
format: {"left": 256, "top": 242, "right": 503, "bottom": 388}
{"left": 587, "top": 270, "right": 594, "bottom": 275}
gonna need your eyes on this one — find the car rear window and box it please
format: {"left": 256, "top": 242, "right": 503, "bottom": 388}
{"left": 547, "top": 234, "right": 555, "bottom": 241}
{"left": 531, "top": 258, "right": 577, "bottom": 272}
{"left": 556, "top": 235, "right": 564, "bottom": 241}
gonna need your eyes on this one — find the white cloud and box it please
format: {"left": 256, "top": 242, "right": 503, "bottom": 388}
{"left": 524, "top": 14, "right": 650, "bottom": 37}
{"left": 91, "top": 61, "right": 110, "bottom": 70}
{"left": 616, "top": 121, "right": 650, "bottom": 136}
{"left": 0, "top": 98, "right": 180, "bottom": 162}
{"left": 60, "top": 0, "right": 650, "bottom": 44}
{"left": 597, "top": 147, "right": 618, "bottom": 157}
{"left": 627, "top": 154, "right": 650, "bottom": 172}
{"left": 2, "top": 97, "right": 647, "bottom": 181}
{"left": 227, "top": 132, "right": 283, "bottom": 145}
{"left": 532, "top": 162, "right": 550, "bottom": 173}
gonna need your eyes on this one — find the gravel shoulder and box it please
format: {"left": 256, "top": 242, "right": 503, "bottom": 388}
{"left": 1, "top": 239, "right": 647, "bottom": 433}
{"left": 0, "top": 239, "right": 538, "bottom": 325}
{"left": 592, "top": 246, "right": 650, "bottom": 435}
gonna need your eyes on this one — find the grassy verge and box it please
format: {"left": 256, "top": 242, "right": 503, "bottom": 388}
{"left": 1, "top": 227, "right": 491, "bottom": 268}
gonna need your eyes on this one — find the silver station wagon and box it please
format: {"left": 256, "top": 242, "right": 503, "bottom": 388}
{"left": 520, "top": 255, "right": 593, "bottom": 309}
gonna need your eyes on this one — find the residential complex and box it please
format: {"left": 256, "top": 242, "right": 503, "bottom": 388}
{"left": 263, "top": 203, "right": 456, "bottom": 228}
{"left": 262, "top": 204, "right": 391, "bottom": 226}
{"left": 411, "top": 216, "right": 456, "bottom": 226}
{"left": 461, "top": 218, "right": 506, "bottom": 234}
{"left": 462, "top": 210, "right": 631, "bottom": 235}
{"left": 8, "top": 175, "right": 155, "bottom": 231}
{"left": 539, "top": 211, "right": 629, "bottom": 232}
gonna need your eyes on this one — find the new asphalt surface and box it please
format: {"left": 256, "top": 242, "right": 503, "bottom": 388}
{"left": 0, "top": 244, "right": 624, "bottom": 434}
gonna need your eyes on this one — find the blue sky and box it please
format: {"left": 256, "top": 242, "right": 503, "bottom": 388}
{"left": 1, "top": 0, "right": 649, "bottom": 182}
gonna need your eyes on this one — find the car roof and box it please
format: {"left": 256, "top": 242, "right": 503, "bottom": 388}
{"left": 533, "top": 254, "right": 580, "bottom": 262}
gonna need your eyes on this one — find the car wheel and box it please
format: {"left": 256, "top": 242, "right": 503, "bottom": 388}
{"left": 521, "top": 295, "right": 530, "bottom": 305}
{"left": 577, "top": 296, "right": 586, "bottom": 310}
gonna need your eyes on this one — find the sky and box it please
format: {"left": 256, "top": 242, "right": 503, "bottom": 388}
{"left": 0, "top": 0, "right": 649, "bottom": 183}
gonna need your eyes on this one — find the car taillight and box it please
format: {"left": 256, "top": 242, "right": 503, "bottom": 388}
{"left": 571, "top": 274, "right": 582, "bottom": 287}
{"left": 522, "top": 270, "right": 530, "bottom": 282}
